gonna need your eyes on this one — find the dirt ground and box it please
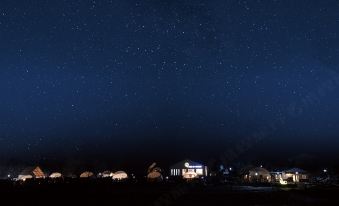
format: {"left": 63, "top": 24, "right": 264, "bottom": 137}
{"left": 1, "top": 180, "right": 338, "bottom": 206}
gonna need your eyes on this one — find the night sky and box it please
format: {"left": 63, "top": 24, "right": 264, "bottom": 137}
{"left": 1, "top": 0, "right": 339, "bottom": 169}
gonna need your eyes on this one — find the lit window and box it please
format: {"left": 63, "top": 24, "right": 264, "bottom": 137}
{"left": 196, "top": 169, "right": 203, "bottom": 175}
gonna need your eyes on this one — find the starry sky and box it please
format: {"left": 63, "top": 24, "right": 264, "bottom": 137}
{"left": 1, "top": 0, "right": 339, "bottom": 168}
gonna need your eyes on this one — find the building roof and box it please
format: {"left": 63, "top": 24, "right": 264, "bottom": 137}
{"left": 114, "top": 171, "right": 127, "bottom": 175}
{"left": 147, "top": 171, "right": 162, "bottom": 179}
{"left": 19, "top": 166, "right": 45, "bottom": 177}
{"left": 49, "top": 172, "right": 62, "bottom": 178}
{"left": 170, "top": 159, "right": 204, "bottom": 169}
{"left": 112, "top": 171, "right": 128, "bottom": 179}
{"left": 285, "top": 168, "right": 306, "bottom": 174}
{"left": 20, "top": 167, "right": 36, "bottom": 176}
{"left": 80, "top": 171, "right": 94, "bottom": 178}
{"left": 249, "top": 167, "right": 270, "bottom": 174}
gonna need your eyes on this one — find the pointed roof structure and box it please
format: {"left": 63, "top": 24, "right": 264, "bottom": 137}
{"left": 19, "top": 166, "right": 45, "bottom": 178}
{"left": 249, "top": 167, "right": 270, "bottom": 174}
{"left": 285, "top": 168, "right": 307, "bottom": 174}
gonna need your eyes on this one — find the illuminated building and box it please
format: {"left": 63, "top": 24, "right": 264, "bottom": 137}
{"left": 147, "top": 162, "right": 163, "bottom": 182}
{"left": 99, "top": 170, "right": 114, "bottom": 178}
{"left": 49, "top": 172, "right": 62, "bottom": 178}
{"left": 170, "top": 159, "right": 208, "bottom": 179}
{"left": 271, "top": 168, "right": 308, "bottom": 184}
{"left": 18, "top": 166, "right": 45, "bottom": 181}
{"left": 147, "top": 171, "right": 163, "bottom": 181}
{"left": 112, "top": 171, "right": 128, "bottom": 180}
{"left": 80, "top": 171, "right": 94, "bottom": 178}
{"left": 244, "top": 167, "right": 272, "bottom": 183}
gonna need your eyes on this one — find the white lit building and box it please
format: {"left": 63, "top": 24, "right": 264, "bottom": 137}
{"left": 112, "top": 171, "right": 128, "bottom": 180}
{"left": 49, "top": 172, "right": 62, "bottom": 178}
{"left": 170, "top": 159, "right": 208, "bottom": 179}
{"left": 271, "top": 168, "right": 309, "bottom": 184}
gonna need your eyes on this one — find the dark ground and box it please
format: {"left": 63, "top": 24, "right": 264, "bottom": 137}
{"left": 1, "top": 180, "right": 339, "bottom": 206}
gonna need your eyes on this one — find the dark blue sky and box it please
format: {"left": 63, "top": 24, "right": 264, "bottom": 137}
{"left": 1, "top": 0, "right": 339, "bottom": 166}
